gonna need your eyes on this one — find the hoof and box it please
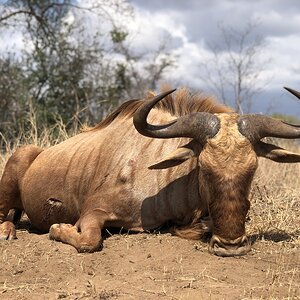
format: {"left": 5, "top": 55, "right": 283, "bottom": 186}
{"left": 0, "top": 221, "right": 17, "bottom": 241}
{"left": 49, "top": 223, "right": 60, "bottom": 240}
{"left": 49, "top": 223, "right": 78, "bottom": 241}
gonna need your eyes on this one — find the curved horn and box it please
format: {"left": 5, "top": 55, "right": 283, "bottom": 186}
{"left": 238, "top": 114, "right": 300, "bottom": 143}
{"left": 133, "top": 89, "right": 220, "bottom": 143}
{"left": 284, "top": 87, "right": 300, "bottom": 100}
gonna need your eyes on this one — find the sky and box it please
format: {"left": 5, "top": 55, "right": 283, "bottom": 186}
{"left": 128, "top": 0, "right": 300, "bottom": 116}
{"left": 1, "top": 0, "right": 300, "bottom": 116}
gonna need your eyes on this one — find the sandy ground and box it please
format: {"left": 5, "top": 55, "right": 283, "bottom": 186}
{"left": 0, "top": 218, "right": 299, "bottom": 300}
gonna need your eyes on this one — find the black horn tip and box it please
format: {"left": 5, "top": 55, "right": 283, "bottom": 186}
{"left": 147, "top": 88, "right": 177, "bottom": 104}
{"left": 284, "top": 87, "right": 300, "bottom": 100}
{"left": 162, "top": 88, "right": 177, "bottom": 97}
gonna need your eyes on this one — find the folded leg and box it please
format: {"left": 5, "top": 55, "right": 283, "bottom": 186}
{"left": 49, "top": 209, "right": 108, "bottom": 252}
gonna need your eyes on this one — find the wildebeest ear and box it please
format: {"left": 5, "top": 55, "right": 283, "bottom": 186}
{"left": 149, "top": 146, "right": 198, "bottom": 169}
{"left": 254, "top": 141, "right": 300, "bottom": 163}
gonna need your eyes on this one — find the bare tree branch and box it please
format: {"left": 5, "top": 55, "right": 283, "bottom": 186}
{"left": 199, "top": 21, "right": 270, "bottom": 113}
{"left": 0, "top": 9, "right": 31, "bottom": 22}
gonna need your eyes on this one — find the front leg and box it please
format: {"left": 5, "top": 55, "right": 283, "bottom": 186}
{"left": 49, "top": 209, "right": 108, "bottom": 252}
{"left": 0, "top": 209, "right": 22, "bottom": 240}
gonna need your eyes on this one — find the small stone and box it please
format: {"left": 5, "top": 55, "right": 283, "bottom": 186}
{"left": 12, "top": 269, "right": 23, "bottom": 275}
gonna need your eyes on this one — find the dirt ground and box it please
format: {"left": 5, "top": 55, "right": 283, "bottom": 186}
{"left": 0, "top": 217, "right": 299, "bottom": 300}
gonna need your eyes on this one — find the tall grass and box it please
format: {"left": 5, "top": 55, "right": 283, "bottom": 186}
{"left": 0, "top": 104, "right": 81, "bottom": 171}
{"left": 248, "top": 138, "right": 300, "bottom": 247}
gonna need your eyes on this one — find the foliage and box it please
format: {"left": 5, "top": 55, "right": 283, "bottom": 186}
{"left": 0, "top": 54, "right": 28, "bottom": 140}
{"left": 0, "top": 0, "right": 175, "bottom": 140}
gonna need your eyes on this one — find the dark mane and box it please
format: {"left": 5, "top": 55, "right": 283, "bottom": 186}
{"left": 88, "top": 87, "right": 232, "bottom": 131}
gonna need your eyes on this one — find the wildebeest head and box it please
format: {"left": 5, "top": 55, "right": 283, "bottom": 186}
{"left": 133, "top": 88, "right": 300, "bottom": 256}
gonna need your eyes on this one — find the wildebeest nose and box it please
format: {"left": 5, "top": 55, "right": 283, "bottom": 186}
{"left": 208, "top": 235, "right": 251, "bottom": 257}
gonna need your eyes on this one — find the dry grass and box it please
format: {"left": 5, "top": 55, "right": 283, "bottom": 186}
{"left": 248, "top": 139, "right": 300, "bottom": 246}
{"left": 0, "top": 107, "right": 76, "bottom": 171}
{"left": 243, "top": 139, "right": 300, "bottom": 300}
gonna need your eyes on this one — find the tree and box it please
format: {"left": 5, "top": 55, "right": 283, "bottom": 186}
{"left": 0, "top": 54, "right": 28, "bottom": 139}
{"left": 199, "top": 22, "right": 270, "bottom": 113}
{"left": 0, "top": 0, "right": 175, "bottom": 137}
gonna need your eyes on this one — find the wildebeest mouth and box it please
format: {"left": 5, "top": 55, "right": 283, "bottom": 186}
{"left": 208, "top": 235, "right": 251, "bottom": 257}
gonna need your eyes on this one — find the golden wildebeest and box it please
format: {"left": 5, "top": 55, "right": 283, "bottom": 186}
{"left": 0, "top": 87, "right": 300, "bottom": 256}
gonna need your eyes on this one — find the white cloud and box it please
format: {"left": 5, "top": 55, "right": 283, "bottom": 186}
{"left": 263, "top": 35, "right": 300, "bottom": 89}
{"left": 0, "top": 30, "right": 25, "bottom": 56}
{"left": 129, "top": 1, "right": 300, "bottom": 114}
{"left": 125, "top": 8, "right": 188, "bottom": 53}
